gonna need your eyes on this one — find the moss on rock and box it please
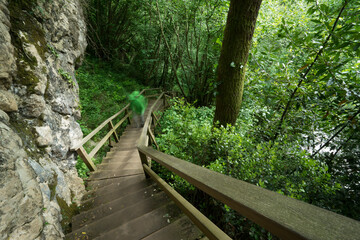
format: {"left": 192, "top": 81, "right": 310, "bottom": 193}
{"left": 56, "top": 196, "right": 80, "bottom": 234}
{"left": 9, "top": 0, "right": 47, "bottom": 93}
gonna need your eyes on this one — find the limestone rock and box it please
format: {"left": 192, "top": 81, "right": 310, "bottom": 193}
{"left": 0, "top": 122, "right": 43, "bottom": 240}
{"left": 0, "top": 89, "right": 18, "bottom": 112}
{"left": 0, "top": 0, "right": 87, "bottom": 238}
{"left": 0, "top": 0, "right": 16, "bottom": 89}
{"left": 0, "top": 109, "right": 9, "bottom": 122}
{"left": 7, "top": 216, "right": 44, "bottom": 240}
{"left": 21, "top": 94, "right": 46, "bottom": 118}
{"left": 35, "top": 125, "right": 53, "bottom": 147}
{"left": 65, "top": 169, "right": 86, "bottom": 206}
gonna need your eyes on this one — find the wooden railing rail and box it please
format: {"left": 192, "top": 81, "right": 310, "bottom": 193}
{"left": 137, "top": 93, "right": 232, "bottom": 239}
{"left": 137, "top": 94, "right": 360, "bottom": 240}
{"left": 72, "top": 88, "right": 161, "bottom": 171}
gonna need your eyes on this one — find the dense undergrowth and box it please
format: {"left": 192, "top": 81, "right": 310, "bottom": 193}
{"left": 153, "top": 98, "right": 347, "bottom": 239}
{"left": 75, "top": 57, "right": 145, "bottom": 178}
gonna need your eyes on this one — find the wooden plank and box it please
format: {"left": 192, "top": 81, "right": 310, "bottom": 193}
{"left": 94, "top": 202, "right": 183, "bottom": 240}
{"left": 71, "top": 104, "right": 130, "bottom": 150}
{"left": 138, "top": 93, "right": 164, "bottom": 147}
{"left": 142, "top": 216, "right": 203, "bottom": 240}
{"left": 89, "top": 128, "right": 116, "bottom": 159}
{"left": 148, "top": 125, "right": 159, "bottom": 151}
{"left": 109, "top": 121, "right": 119, "bottom": 142}
{"left": 143, "top": 164, "right": 231, "bottom": 240}
{"left": 152, "top": 112, "right": 161, "bottom": 128}
{"left": 125, "top": 108, "right": 131, "bottom": 125}
{"left": 89, "top": 113, "right": 131, "bottom": 159}
{"left": 138, "top": 146, "right": 360, "bottom": 240}
{"left": 89, "top": 169, "right": 144, "bottom": 180}
{"left": 76, "top": 146, "right": 97, "bottom": 171}
{"left": 113, "top": 112, "right": 131, "bottom": 130}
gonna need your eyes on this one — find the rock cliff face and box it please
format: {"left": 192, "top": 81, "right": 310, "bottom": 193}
{"left": 0, "top": 0, "right": 87, "bottom": 239}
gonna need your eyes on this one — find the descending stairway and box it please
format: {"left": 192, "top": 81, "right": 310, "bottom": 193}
{"left": 66, "top": 100, "right": 207, "bottom": 240}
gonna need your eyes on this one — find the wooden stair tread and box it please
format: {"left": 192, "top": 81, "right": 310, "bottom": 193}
{"left": 79, "top": 184, "right": 158, "bottom": 212}
{"left": 93, "top": 202, "right": 183, "bottom": 240}
{"left": 69, "top": 192, "right": 169, "bottom": 235}
{"left": 74, "top": 184, "right": 164, "bottom": 229}
{"left": 142, "top": 216, "right": 204, "bottom": 240}
{"left": 82, "top": 178, "right": 153, "bottom": 202}
{"left": 111, "top": 143, "right": 138, "bottom": 148}
{"left": 97, "top": 161, "right": 142, "bottom": 171}
{"left": 86, "top": 174, "right": 145, "bottom": 189}
{"left": 88, "top": 168, "right": 144, "bottom": 180}
{"left": 102, "top": 154, "right": 140, "bottom": 163}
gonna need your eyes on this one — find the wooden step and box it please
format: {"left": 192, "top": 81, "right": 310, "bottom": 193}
{"left": 79, "top": 184, "right": 159, "bottom": 212}
{"left": 124, "top": 127, "right": 142, "bottom": 131}
{"left": 97, "top": 161, "right": 142, "bottom": 171}
{"left": 142, "top": 216, "right": 204, "bottom": 240}
{"left": 102, "top": 155, "right": 140, "bottom": 164}
{"left": 82, "top": 178, "right": 153, "bottom": 202}
{"left": 118, "top": 135, "right": 140, "bottom": 141}
{"left": 86, "top": 174, "right": 145, "bottom": 190}
{"left": 108, "top": 146, "right": 137, "bottom": 151}
{"left": 103, "top": 150, "right": 139, "bottom": 160}
{"left": 88, "top": 168, "right": 144, "bottom": 180}
{"left": 112, "top": 142, "right": 138, "bottom": 148}
{"left": 106, "top": 148, "right": 138, "bottom": 156}
{"left": 114, "top": 139, "right": 138, "bottom": 144}
{"left": 121, "top": 130, "right": 142, "bottom": 135}
{"left": 67, "top": 192, "right": 170, "bottom": 239}
{"left": 93, "top": 202, "right": 183, "bottom": 240}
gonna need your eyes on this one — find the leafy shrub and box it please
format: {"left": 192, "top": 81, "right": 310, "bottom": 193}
{"left": 75, "top": 57, "right": 145, "bottom": 178}
{"left": 154, "top": 98, "right": 340, "bottom": 239}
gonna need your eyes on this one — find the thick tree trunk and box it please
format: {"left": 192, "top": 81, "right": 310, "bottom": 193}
{"left": 213, "top": 0, "right": 262, "bottom": 127}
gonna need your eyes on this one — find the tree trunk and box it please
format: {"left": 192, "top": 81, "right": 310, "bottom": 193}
{"left": 213, "top": 0, "right": 262, "bottom": 127}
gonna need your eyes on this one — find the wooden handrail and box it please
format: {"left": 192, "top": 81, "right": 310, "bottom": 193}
{"left": 71, "top": 104, "right": 130, "bottom": 151}
{"left": 88, "top": 112, "right": 131, "bottom": 158}
{"left": 138, "top": 145, "right": 360, "bottom": 240}
{"left": 137, "top": 93, "right": 231, "bottom": 239}
{"left": 73, "top": 88, "right": 162, "bottom": 171}
{"left": 72, "top": 88, "right": 160, "bottom": 151}
{"left": 137, "top": 94, "right": 360, "bottom": 240}
{"left": 143, "top": 164, "right": 231, "bottom": 240}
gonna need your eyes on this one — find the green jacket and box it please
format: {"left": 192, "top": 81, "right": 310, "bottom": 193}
{"left": 129, "top": 91, "right": 147, "bottom": 115}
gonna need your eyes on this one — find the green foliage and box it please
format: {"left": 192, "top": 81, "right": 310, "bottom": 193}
{"left": 84, "top": 0, "right": 228, "bottom": 104}
{"left": 155, "top": 99, "right": 341, "bottom": 238}
{"left": 79, "top": 0, "right": 360, "bottom": 236}
{"left": 76, "top": 57, "right": 144, "bottom": 131}
{"left": 75, "top": 57, "right": 145, "bottom": 178}
{"left": 58, "top": 68, "right": 75, "bottom": 87}
{"left": 47, "top": 44, "right": 58, "bottom": 58}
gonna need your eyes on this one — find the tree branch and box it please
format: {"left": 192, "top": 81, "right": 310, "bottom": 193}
{"left": 155, "top": 0, "right": 187, "bottom": 99}
{"left": 311, "top": 107, "right": 360, "bottom": 157}
{"left": 272, "top": 0, "right": 349, "bottom": 141}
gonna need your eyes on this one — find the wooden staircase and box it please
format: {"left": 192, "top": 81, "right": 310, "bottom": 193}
{"left": 65, "top": 100, "right": 206, "bottom": 240}
{"left": 67, "top": 90, "right": 360, "bottom": 240}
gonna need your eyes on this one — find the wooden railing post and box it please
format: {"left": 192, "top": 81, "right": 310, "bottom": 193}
{"left": 148, "top": 125, "right": 159, "bottom": 151}
{"left": 139, "top": 143, "right": 151, "bottom": 178}
{"left": 151, "top": 112, "right": 161, "bottom": 128}
{"left": 76, "top": 146, "right": 97, "bottom": 171}
{"left": 109, "top": 120, "right": 119, "bottom": 143}
{"left": 163, "top": 94, "right": 166, "bottom": 109}
{"left": 125, "top": 108, "right": 131, "bottom": 124}
{"left": 108, "top": 123, "right": 113, "bottom": 147}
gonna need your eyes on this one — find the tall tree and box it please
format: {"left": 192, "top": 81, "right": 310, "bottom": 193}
{"left": 213, "top": 0, "right": 262, "bottom": 126}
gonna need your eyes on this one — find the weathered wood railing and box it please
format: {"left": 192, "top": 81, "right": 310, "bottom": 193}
{"left": 71, "top": 88, "right": 160, "bottom": 171}
{"left": 137, "top": 94, "right": 360, "bottom": 240}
